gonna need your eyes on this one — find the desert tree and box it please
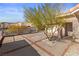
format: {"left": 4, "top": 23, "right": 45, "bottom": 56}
{"left": 24, "top": 3, "right": 66, "bottom": 40}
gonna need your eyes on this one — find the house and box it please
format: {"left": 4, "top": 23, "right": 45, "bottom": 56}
{"left": 58, "top": 4, "right": 79, "bottom": 42}
{"left": 0, "top": 22, "right": 13, "bottom": 29}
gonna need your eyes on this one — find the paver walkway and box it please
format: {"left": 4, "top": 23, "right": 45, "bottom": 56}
{"left": 21, "top": 32, "right": 73, "bottom": 56}
{"left": 65, "top": 43, "right": 79, "bottom": 56}
{"left": 0, "top": 32, "right": 79, "bottom": 56}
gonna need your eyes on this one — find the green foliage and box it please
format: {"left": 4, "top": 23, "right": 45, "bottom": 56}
{"left": 6, "top": 25, "right": 27, "bottom": 32}
{"left": 24, "top": 4, "right": 66, "bottom": 31}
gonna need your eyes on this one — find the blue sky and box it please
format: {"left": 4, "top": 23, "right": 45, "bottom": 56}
{"left": 0, "top": 3, "right": 78, "bottom": 23}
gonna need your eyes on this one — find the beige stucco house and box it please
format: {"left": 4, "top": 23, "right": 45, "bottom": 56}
{"left": 58, "top": 4, "right": 79, "bottom": 42}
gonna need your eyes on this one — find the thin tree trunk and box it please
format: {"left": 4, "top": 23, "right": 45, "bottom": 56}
{"left": 57, "top": 27, "right": 63, "bottom": 40}
{"left": 60, "top": 27, "right": 63, "bottom": 38}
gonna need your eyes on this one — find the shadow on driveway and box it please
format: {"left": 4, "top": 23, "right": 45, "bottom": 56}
{"left": 0, "top": 40, "right": 40, "bottom": 56}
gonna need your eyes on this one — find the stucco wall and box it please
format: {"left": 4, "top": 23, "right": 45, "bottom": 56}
{"left": 65, "top": 16, "right": 79, "bottom": 38}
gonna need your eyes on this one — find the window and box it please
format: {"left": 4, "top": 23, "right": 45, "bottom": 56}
{"left": 65, "top": 22, "right": 73, "bottom": 31}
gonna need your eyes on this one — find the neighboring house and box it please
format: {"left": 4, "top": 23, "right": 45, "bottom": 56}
{"left": 0, "top": 22, "right": 13, "bottom": 29}
{"left": 0, "top": 22, "right": 33, "bottom": 29}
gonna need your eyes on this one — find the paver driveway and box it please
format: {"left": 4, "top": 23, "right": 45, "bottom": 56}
{"left": 0, "top": 32, "right": 79, "bottom": 56}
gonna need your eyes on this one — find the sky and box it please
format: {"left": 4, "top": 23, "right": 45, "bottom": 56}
{"left": 0, "top": 3, "right": 78, "bottom": 23}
